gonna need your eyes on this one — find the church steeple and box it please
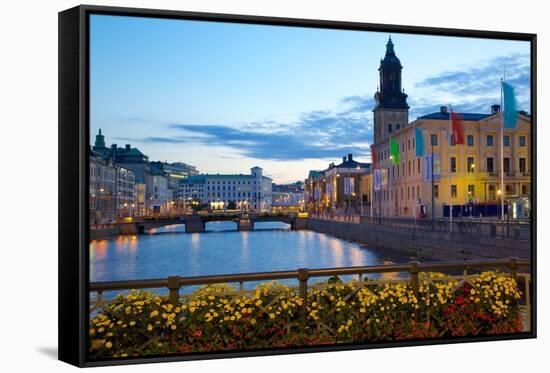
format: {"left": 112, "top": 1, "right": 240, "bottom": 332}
{"left": 374, "top": 36, "right": 408, "bottom": 109}
{"left": 94, "top": 128, "right": 106, "bottom": 149}
{"left": 372, "top": 37, "right": 410, "bottom": 144}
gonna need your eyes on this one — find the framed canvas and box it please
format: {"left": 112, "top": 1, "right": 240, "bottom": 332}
{"left": 58, "top": 4, "right": 537, "bottom": 367}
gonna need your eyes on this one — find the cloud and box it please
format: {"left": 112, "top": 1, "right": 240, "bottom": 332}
{"left": 411, "top": 53, "right": 530, "bottom": 117}
{"left": 118, "top": 53, "right": 530, "bottom": 162}
{"left": 125, "top": 95, "right": 376, "bottom": 162}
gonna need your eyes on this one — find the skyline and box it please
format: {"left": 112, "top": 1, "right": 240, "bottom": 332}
{"left": 90, "top": 14, "right": 531, "bottom": 184}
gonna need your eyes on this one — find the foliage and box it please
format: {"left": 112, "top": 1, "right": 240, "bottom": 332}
{"left": 89, "top": 271, "right": 523, "bottom": 358}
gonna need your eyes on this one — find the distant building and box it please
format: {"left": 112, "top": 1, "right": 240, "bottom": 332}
{"left": 176, "top": 167, "right": 273, "bottom": 211}
{"left": 116, "top": 166, "right": 136, "bottom": 217}
{"left": 272, "top": 182, "right": 305, "bottom": 212}
{"left": 148, "top": 162, "right": 170, "bottom": 214}
{"left": 89, "top": 149, "right": 117, "bottom": 224}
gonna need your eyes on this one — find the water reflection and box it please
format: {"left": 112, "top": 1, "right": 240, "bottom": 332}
{"left": 89, "top": 222, "right": 411, "bottom": 287}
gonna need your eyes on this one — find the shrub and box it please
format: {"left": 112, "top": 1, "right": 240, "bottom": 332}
{"left": 89, "top": 271, "right": 523, "bottom": 359}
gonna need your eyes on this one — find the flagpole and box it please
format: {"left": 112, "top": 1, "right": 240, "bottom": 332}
{"left": 500, "top": 78, "right": 505, "bottom": 220}
{"left": 389, "top": 136, "right": 392, "bottom": 218}
{"left": 413, "top": 123, "right": 417, "bottom": 226}
{"left": 449, "top": 105, "right": 453, "bottom": 233}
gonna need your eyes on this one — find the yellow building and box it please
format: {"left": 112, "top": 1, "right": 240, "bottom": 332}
{"left": 372, "top": 38, "right": 531, "bottom": 218}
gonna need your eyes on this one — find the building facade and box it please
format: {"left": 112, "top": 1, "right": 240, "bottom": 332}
{"left": 176, "top": 167, "right": 273, "bottom": 212}
{"left": 272, "top": 182, "right": 305, "bottom": 213}
{"left": 371, "top": 39, "right": 531, "bottom": 218}
{"left": 116, "top": 166, "right": 136, "bottom": 218}
{"left": 305, "top": 154, "right": 371, "bottom": 213}
{"left": 89, "top": 150, "right": 117, "bottom": 224}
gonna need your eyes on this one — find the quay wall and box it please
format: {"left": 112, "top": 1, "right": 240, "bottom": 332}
{"left": 306, "top": 218, "right": 530, "bottom": 261}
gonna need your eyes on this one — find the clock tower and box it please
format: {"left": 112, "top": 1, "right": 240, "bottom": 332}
{"left": 373, "top": 37, "right": 409, "bottom": 144}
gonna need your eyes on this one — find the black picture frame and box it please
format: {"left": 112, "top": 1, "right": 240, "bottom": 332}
{"left": 58, "top": 4, "right": 537, "bottom": 367}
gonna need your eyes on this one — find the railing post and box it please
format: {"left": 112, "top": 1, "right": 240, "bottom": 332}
{"left": 167, "top": 276, "right": 181, "bottom": 305}
{"left": 298, "top": 268, "right": 309, "bottom": 328}
{"left": 409, "top": 261, "right": 420, "bottom": 296}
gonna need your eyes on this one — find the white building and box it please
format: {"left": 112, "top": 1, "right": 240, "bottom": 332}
{"left": 116, "top": 166, "right": 136, "bottom": 217}
{"left": 146, "top": 167, "right": 169, "bottom": 214}
{"left": 176, "top": 167, "right": 273, "bottom": 211}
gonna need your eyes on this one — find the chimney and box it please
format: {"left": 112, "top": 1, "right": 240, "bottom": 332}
{"left": 440, "top": 106, "right": 448, "bottom": 114}
{"left": 491, "top": 104, "right": 501, "bottom": 114}
{"left": 348, "top": 153, "right": 353, "bottom": 161}
{"left": 125, "top": 144, "right": 131, "bottom": 150}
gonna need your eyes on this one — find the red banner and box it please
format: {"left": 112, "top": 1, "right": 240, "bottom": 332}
{"left": 451, "top": 112, "right": 464, "bottom": 145}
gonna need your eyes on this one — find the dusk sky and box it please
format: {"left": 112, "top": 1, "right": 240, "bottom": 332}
{"left": 90, "top": 14, "right": 530, "bottom": 184}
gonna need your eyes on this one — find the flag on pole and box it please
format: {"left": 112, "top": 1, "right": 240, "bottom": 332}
{"left": 390, "top": 138, "right": 400, "bottom": 164}
{"left": 503, "top": 81, "right": 518, "bottom": 128}
{"left": 370, "top": 144, "right": 377, "bottom": 168}
{"left": 414, "top": 127, "right": 425, "bottom": 157}
{"left": 451, "top": 111, "right": 464, "bottom": 145}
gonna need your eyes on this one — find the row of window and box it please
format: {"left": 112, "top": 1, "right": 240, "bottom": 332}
{"left": 205, "top": 180, "right": 261, "bottom": 185}
{"left": 389, "top": 156, "right": 528, "bottom": 178}
{"left": 379, "top": 134, "right": 528, "bottom": 162}
{"left": 377, "top": 183, "right": 529, "bottom": 201}
{"left": 430, "top": 134, "right": 527, "bottom": 147}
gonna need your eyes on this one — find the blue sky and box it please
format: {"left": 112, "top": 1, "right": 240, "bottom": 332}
{"left": 90, "top": 14, "right": 530, "bottom": 183}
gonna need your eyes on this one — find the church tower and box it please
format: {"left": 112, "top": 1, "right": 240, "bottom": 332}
{"left": 373, "top": 37, "right": 409, "bottom": 144}
{"left": 94, "top": 128, "right": 106, "bottom": 149}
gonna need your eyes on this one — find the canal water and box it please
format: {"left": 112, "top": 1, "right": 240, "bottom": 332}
{"left": 90, "top": 222, "right": 411, "bottom": 292}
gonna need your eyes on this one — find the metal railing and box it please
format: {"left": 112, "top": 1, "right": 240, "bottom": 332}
{"left": 90, "top": 258, "right": 531, "bottom": 330}
{"left": 310, "top": 213, "right": 531, "bottom": 240}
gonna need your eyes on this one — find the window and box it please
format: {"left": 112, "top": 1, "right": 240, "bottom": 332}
{"left": 408, "top": 139, "right": 411, "bottom": 150}
{"left": 504, "top": 158, "right": 510, "bottom": 173}
{"left": 504, "top": 135, "right": 510, "bottom": 147}
{"left": 467, "top": 157, "right": 475, "bottom": 173}
{"left": 417, "top": 158, "right": 421, "bottom": 173}
{"left": 521, "top": 185, "right": 528, "bottom": 195}
{"left": 487, "top": 157, "right": 494, "bottom": 173}
{"left": 450, "top": 134, "right": 455, "bottom": 146}
{"left": 434, "top": 184, "right": 439, "bottom": 198}
{"left": 388, "top": 124, "right": 393, "bottom": 133}
{"left": 519, "top": 136, "right": 526, "bottom": 147}
{"left": 467, "top": 134, "right": 474, "bottom": 146}
{"left": 519, "top": 158, "right": 527, "bottom": 173}
{"left": 451, "top": 185, "right": 457, "bottom": 198}
{"left": 487, "top": 135, "right": 494, "bottom": 146}
{"left": 451, "top": 157, "right": 456, "bottom": 173}
{"left": 396, "top": 124, "right": 400, "bottom": 130}
{"left": 408, "top": 160, "right": 411, "bottom": 175}
{"left": 468, "top": 185, "right": 475, "bottom": 197}
{"left": 430, "top": 134, "right": 438, "bottom": 146}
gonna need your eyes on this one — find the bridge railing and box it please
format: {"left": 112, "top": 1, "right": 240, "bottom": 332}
{"left": 90, "top": 257, "right": 531, "bottom": 329}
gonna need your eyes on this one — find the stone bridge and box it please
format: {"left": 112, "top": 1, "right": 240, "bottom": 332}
{"left": 116, "top": 214, "right": 308, "bottom": 234}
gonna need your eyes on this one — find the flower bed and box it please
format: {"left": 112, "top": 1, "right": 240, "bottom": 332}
{"left": 89, "top": 271, "right": 523, "bottom": 358}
